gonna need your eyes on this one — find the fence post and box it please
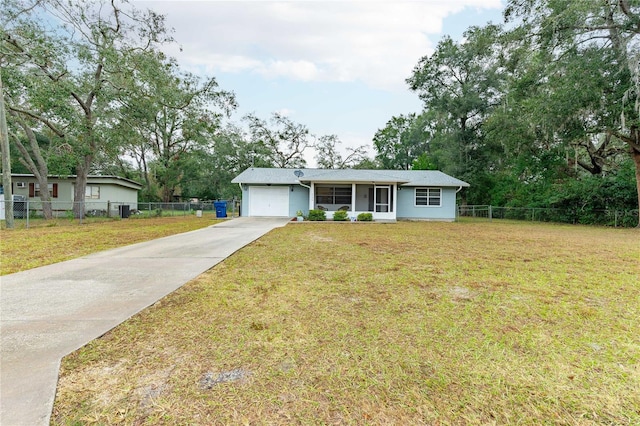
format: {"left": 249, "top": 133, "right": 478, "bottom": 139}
{"left": 26, "top": 200, "right": 30, "bottom": 229}
{"left": 489, "top": 205, "right": 492, "bottom": 222}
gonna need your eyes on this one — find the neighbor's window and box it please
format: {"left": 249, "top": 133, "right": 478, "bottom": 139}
{"left": 315, "top": 185, "right": 352, "bottom": 205}
{"left": 415, "top": 188, "right": 441, "bottom": 206}
{"left": 85, "top": 185, "right": 100, "bottom": 199}
{"left": 31, "top": 183, "right": 58, "bottom": 198}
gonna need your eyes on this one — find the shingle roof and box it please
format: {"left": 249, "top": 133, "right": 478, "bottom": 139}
{"left": 231, "top": 168, "right": 470, "bottom": 187}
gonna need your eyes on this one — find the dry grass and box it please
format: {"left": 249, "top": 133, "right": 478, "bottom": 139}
{"left": 51, "top": 221, "right": 640, "bottom": 425}
{"left": 0, "top": 216, "right": 218, "bottom": 275}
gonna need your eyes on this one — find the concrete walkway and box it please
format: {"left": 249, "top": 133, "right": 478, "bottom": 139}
{"left": 0, "top": 217, "right": 290, "bottom": 426}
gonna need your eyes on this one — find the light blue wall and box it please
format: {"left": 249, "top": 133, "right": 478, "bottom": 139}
{"left": 396, "top": 187, "right": 458, "bottom": 220}
{"left": 289, "top": 185, "right": 310, "bottom": 216}
{"left": 240, "top": 185, "right": 249, "bottom": 216}
{"left": 240, "top": 183, "right": 459, "bottom": 220}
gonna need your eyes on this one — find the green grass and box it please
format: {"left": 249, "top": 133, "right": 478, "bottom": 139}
{"left": 49, "top": 221, "right": 640, "bottom": 425}
{"left": 0, "top": 215, "right": 219, "bottom": 275}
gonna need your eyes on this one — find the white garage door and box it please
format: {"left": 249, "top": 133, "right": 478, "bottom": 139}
{"left": 248, "top": 186, "right": 290, "bottom": 217}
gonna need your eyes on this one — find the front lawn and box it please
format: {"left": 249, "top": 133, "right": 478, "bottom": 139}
{"left": 0, "top": 216, "right": 218, "bottom": 275}
{"left": 52, "top": 221, "right": 640, "bottom": 425}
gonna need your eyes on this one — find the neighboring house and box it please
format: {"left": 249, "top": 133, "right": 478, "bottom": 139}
{"left": 3, "top": 174, "right": 142, "bottom": 217}
{"left": 231, "top": 168, "right": 470, "bottom": 221}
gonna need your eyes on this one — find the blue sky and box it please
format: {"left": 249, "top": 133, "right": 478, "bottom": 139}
{"left": 137, "top": 1, "right": 505, "bottom": 166}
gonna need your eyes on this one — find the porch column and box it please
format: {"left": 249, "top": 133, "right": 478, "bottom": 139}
{"left": 351, "top": 183, "right": 356, "bottom": 212}
{"left": 373, "top": 184, "right": 377, "bottom": 214}
{"left": 393, "top": 184, "right": 398, "bottom": 216}
{"left": 309, "top": 182, "right": 315, "bottom": 211}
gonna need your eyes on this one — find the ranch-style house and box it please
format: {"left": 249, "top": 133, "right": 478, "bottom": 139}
{"left": 2, "top": 174, "right": 142, "bottom": 218}
{"left": 232, "top": 168, "right": 469, "bottom": 221}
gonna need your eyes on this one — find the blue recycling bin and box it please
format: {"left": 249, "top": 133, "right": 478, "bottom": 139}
{"left": 214, "top": 201, "right": 227, "bottom": 218}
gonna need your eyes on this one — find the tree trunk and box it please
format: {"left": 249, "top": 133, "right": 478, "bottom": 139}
{"left": 37, "top": 180, "right": 54, "bottom": 220}
{"left": 73, "top": 155, "right": 92, "bottom": 219}
{"left": 9, "top": 110, "right": 55, "bottom": 219}
{"left": 0, "top": 72, "right": 14, "bottom": 228}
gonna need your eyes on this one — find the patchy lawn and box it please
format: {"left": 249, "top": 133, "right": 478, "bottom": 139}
{"left": 0, "top": 216, "right": 219, "bottom": 275}
{"left": 52, "top": 221, "right": 639, "bottom": 425}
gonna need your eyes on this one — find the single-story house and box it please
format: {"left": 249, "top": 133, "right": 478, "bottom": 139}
{"left": 1, "top": 174, "right": 142, "bottom": 217}
{"left": 231, "top": 168, "right": 470, "bottom": 221}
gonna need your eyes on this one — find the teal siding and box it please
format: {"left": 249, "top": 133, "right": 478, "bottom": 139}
{"left": 396, "top": 187, "right": 458, "bottom": 220}
{"left": 288, "top": 185, "right": 310, "bottom": 216}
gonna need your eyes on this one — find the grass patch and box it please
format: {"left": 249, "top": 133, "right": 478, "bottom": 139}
{"left": 0, "top": 216, "right": 219, "bottom": 275}
{"left": 51, "top": 221, "right": 640, "bottom": 424}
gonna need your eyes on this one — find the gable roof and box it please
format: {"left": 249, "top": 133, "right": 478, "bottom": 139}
{"left": 232, "top": 168, "right": 470, "bottom": 187}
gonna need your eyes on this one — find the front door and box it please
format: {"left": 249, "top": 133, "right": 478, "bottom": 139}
{"left": 375, "top": 186, "right": 391, "bottom": 212}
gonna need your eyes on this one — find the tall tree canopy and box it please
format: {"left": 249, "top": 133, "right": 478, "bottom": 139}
{"left": 393, "top": 1, "right": 639, "bottom": 220}
{"left": 504, "top": 0, "right": 640, "bottom": 224}
{"left": 113, "top": 51, "right": 236, "bottom": 202}
{"left": 314, "top": 134, "right": 369, "bottom": 169}
{"left": 245, "top": 112, "right": 312, "bottom": 168}
{"left": 406, "top": 25, "right": 504, "bottom": 181}
{"left": 372, "top": 113, "right": 431, "bottom": 170}
{"left": 2, "top": 0, "right": 171, "bottom": 215}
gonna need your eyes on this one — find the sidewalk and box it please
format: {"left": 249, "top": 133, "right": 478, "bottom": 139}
{"left": 0, "top": 217, "right": 290, "bottom": 426}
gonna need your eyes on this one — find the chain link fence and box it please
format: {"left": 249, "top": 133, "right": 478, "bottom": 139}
{"left": 458, "top": 205, "right": 639, "bottom": 228}
{"left": 0, "top": 198, "right": 240, "bottom": 229}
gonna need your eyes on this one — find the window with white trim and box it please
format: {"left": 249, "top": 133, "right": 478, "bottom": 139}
{"left": 415, "top": 187, "right": 441, "bottom": 207}
{"left": 85, "top": 185, "right": 100, "bottom": 199}
{"left": 315, "top": 185, "right": 352, "bottom": 205}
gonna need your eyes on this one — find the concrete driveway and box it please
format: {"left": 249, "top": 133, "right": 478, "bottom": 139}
{"left": 0, "top": 217, "right": 290, "bottom": 426}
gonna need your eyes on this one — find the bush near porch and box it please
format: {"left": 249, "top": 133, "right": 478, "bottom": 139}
{"left": 332, "top": 210, "right": 349, "bottom": 221}
{"left": 308, "top": 209, "right": 326, "bottom": 221}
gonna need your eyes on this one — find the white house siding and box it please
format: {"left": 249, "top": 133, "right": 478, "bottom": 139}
{"left": 396, "top": 186, "right": 458, "bottom": 221}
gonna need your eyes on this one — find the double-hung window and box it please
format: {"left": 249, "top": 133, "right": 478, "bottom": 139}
{"left": 29, "top": 183, "right": 58, "bottom": 198}
{"left": 415, "top": 188, "right": 441, "bottom": 207}
{"left": 85, "top": 185, "right": 100, "bottom": 199}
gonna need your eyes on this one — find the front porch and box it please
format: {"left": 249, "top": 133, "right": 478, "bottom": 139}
{"left": 309, "top": 182, "right": 397, "bottom": 221}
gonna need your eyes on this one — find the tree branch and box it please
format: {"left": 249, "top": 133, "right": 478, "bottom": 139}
{"left": 618, "top": 0, "right": 640, "bottom": 34}
{"left": 611, "top": 129, "right": 640, "bottom": 152}
{"left": 8, "top": 106, "right": 65, "bottom": 137}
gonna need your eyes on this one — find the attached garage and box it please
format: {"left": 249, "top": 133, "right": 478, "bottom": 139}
{"left": 248, "top": 186, "right": 290, "bottom": 217}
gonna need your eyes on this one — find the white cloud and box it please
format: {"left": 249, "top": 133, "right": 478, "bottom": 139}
{"left": 136, "top": 0, "right": 503, "bottom": 91}
{"left": 275, "top": 107, "right": 295, "bottom": 117}
{"left": 259, "top": 60, "right": 320, "bottom": 81}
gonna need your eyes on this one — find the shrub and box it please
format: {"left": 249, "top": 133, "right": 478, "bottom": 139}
{"left": 357, "top": 212, "right": 373, "bottom": 221}
{"left": 308, "top": 209, "right": 326, "bottom": 221}
{"left": 333, "top": 210, "right": 349, "bottom": 221}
